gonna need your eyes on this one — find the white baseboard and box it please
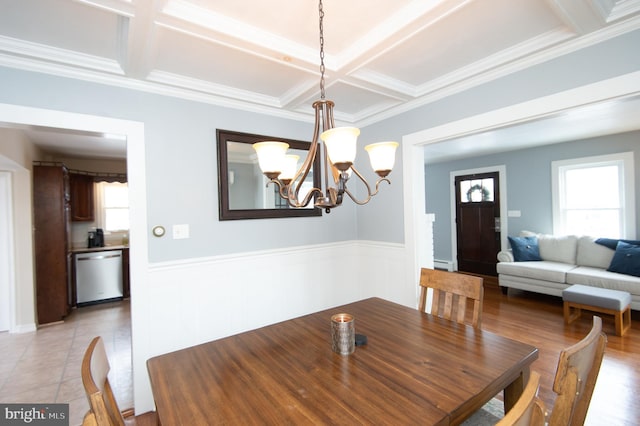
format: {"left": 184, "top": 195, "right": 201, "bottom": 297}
{"left": 434, "top": 259, "right": 454, "bottom": 271}
{"left": 11, "top": 323, "right": 37, "bottom": 333}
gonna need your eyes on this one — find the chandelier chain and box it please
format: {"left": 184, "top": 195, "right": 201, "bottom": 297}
{"left": 251, "top": 1, "right": 397, "bottom": 213}
{"left": 318, "top": 0, "right": 325, "bottom": 99}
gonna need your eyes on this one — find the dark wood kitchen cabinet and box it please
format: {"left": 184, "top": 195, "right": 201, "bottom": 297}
{"left": 70, "top": 172, "right": 94, "bottom": 221}
{"left": 122, "top": 247, "right": 130, "bottom": 298}
{"left": 33, "top": 164, "right": 72, "bottom": 324}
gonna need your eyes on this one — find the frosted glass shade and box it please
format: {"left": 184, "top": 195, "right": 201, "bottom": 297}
{"left": 365, "top": 141, "right": 399, "bottom": 176}
{"left": 279, "top": 154, "right": 300, "bottom": 182}
{"left": 320, "top": 127, "right": 360, "bottom": 170}
{"left": 253, "top": 141, "right": 289, "bottom": 175}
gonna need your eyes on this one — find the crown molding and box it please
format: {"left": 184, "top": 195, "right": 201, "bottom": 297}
{"left": 0, "top": 36, "right": 123, "bottom": 75}
{"left": 1, "top": 15, "right": 638, "bottom": 128}
{"left": 356, "top": 16, "right": 640, "bottom": 127}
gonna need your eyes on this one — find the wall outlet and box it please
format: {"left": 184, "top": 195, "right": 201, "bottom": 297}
{"left": 172, "top": 224, "right": 190, "bottom": 239}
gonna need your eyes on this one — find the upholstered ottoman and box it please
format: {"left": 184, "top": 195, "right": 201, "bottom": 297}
{"left": 563, "top": 284, "right": 631, "bottom": 336}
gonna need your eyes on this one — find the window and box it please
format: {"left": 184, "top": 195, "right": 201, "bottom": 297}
{"left": 96, "top": 181, "right": 129, "bottom": 231}
{"left": 459, "top": 177, "right": 494, "bottom": 203}
{"left": 552, "top": 152, "right": 635, "bottom": 238}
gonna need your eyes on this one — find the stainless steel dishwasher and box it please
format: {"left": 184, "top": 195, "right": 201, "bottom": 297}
{"left": 75, "top": 249, "right": 123, "bottom": 305}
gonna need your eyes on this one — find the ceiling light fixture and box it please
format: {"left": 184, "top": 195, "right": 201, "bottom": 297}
{"left": 253, "top": 0, "right": 398, "bottom": 213}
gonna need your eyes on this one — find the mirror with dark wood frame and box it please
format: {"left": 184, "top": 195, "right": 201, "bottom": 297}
{"left": 216, "top": 129, "right": 322, "bottom": 220}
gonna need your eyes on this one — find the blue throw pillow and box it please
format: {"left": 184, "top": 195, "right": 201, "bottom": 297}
{"left": 607, "top": 241, "right": 640, "bottom": 277}
{"left": 508, "top": 236, "right": 542, "bottom": 262}
{"left": 595, "top": 238, "right": 640, "bottom": 250}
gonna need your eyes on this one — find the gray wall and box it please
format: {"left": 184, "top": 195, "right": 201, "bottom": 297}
{"left": 1, "top": 28, "right": 639, "bottom": 259}
{"left": 425, "top": 131, "right": 640, "bottom": 262}
{"left": 0, "top": 67, "right": 361, "bottom": 262}
{"left": 356, "top": 28, "right": 640, "bottom": 242}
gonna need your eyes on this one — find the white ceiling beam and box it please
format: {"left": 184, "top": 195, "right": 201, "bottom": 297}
{"left": 72, "top": 0, "right": 137, "bottom": 17}
{"left": 546, "top": 0, "right": 607, "bottom": 33}
{"left": 122, "top": 0, "right": 163, "bottom": 79}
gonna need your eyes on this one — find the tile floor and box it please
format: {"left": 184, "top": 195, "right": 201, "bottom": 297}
{"left": 0, "top": 300, "right": 132, "bottom": 426}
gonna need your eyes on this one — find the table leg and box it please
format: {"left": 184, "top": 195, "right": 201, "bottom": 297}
{"left": 503, "top": 368, "right": 529, "bottom": 413}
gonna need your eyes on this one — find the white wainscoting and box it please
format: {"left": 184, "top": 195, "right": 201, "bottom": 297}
{"left": 133, "top": 240, "right": 409, "bottom": 412}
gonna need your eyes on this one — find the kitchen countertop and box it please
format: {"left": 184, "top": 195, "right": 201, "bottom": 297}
{"left": 70, "top": 245, "right": 129, "bottom": 253}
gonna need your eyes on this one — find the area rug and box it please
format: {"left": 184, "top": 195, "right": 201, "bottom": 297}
{"left": 461, "top": 397, "right": 504, "bottom": 425}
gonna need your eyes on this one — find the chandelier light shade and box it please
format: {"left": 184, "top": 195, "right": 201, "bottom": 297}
{"left": 279, "top": 154, "right": 300, "bottom": 184}
{"left": 365, "top": 142, "right": 400, "bottom": 177}
{"left": 252, "top": 0, "right": 398, "bottom": 213}
{"left": 320, "top": 127, "right": 360, "bottom": 171}
{"left": 253, "top": 141, "right": 289, "bottom": 179}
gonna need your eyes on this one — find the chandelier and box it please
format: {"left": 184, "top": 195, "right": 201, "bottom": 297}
{"left": 253, "top": 0, "right": 398, "bottom": 214}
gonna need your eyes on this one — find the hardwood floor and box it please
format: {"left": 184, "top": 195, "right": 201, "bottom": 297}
{"left": 480, "top": 279, "right": 639, "bottom": 425}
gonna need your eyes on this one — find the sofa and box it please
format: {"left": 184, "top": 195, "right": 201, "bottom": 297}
{"left": 497, "top": 232, "right": 640, "bottom": 311}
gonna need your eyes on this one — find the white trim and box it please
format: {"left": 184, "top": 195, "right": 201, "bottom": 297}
{"left": 448, "top": 165, "right": 508, "bottom": 271}
{"left": 0, "top": 102, "right": 148, "bottom": 406}
{"left": 434, "top": 259, "right": 454, "bottom": 271}
{"left": 551, "top": 151, "right": 636, "bottom": 238}
{"left": 401, "top": 138, "right": 433, "bottom": 309}
{"left": 0, "top": 172, "right": 15, "bottom": 332}
{"left": 148, "top": 240, "right": 360, "bottom": 270}
{"left": 406, "top": 72, "right": 640, "bottom": 147}
{"left": 10, "top": 323, "right": 37, "bottom": 333}
{"left": 148, "top": 239, "right": 405, "bottom": 271}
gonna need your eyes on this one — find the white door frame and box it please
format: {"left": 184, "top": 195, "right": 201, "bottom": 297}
{"left": 0, "top": 103, "right": 147, "bottom": 338}
{"left": 0, "top": 171, "right": 14, "bottom": 331}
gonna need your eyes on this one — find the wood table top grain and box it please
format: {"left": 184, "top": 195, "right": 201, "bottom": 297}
{"left": 147, "top": 297, "right": 538, "bottom": 425}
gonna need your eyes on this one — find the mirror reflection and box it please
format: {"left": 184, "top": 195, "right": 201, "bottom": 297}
{"left": 226, "top": 142, "right": 314, "bottom": 210}
{"left": 216, "top": 129, "right": 322, "bottom": 220}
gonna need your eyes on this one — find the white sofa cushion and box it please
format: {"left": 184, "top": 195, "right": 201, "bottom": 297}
{"left": 538, "top": 234, "right": 578, "bottom": 264}
{"left": 497, "top": 260, "right": 576, "bottom": 283}
{"left": 567, "top": 266, "right": 640, "bottom": 294}
{"left": 576, "top": 236, "right": 615, "bottom": 269}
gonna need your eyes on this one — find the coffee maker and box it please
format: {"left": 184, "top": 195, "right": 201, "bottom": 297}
{"left": 88, "top": 228, "right": 105, "bottom": 248}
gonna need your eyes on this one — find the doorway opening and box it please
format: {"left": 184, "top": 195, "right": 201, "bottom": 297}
{"left": 0, "top": 103, "right": 146, "bottom": 333}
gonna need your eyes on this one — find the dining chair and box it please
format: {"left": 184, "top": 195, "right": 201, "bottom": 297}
{"left": 495, "top": 371, "right": 545, "bottom": 426}
{"left": 81, "top": 336, "right": 158, "bottom": 426}
{"left": 548, "top": 316, "right": 607, "bottom": 426}
{"left": 418, "top": 268, "right": 484, "bottom": 328}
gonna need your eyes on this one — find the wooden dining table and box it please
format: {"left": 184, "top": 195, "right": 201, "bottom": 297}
{"left": 147, "top": 297, "right": 538, "bottom": 425}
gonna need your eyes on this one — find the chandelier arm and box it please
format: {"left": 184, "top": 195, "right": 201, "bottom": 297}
{"left": 342, "top": 166, "right": 391, "bottom": 205}
{"left": 286, "top": 102, "right": 324, "bottom": 207}
{"left": 342, "top": 166, "right": 373, "bottom": 205}
{"left": 343, "top": 187, "right": 371, "bottom": 205}
{"left": 269, "top": 179, "right": 289, "bottom": 200}
{"left": 287, "top": 186, "right": 324, "bottom": 208}
{"left": 265, "top": 179, "right": 306, "bottom": 205}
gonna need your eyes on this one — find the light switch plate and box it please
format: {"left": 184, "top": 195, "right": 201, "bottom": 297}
{"left": 172, "top": 224, "right": 190, "bottom": 239}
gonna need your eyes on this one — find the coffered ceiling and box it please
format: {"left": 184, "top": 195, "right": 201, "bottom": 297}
{"left": 1, "top": 0, "right": 640, "bottom": 160}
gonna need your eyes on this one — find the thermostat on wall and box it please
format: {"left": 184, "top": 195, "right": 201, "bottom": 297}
{"left": 152, "top": 225, "right": 165, "bottom": 237}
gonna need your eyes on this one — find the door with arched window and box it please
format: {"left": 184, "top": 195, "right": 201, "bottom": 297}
{"left": 455, "top": 172, "right": 501, "bottom": 276}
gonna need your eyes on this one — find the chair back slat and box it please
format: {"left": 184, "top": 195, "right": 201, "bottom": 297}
{"left": 82, "top": 336, "right": 126, "bottom": 426}
{"left": 549, "top": 316, "right": 607, "bottom": 426}
{"left": 419, "top": 268, "right": 484, "bottom": 328}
